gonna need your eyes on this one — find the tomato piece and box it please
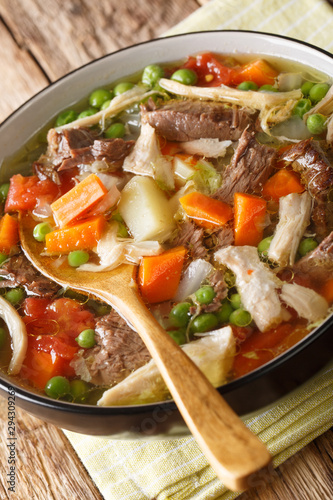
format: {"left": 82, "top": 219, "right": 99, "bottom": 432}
{"left": 5, "top": 174, "right": 59, "bottom": 212}
{"left": 183, "top": 52, "right": 238, "bottom": 87}
{"left": 47, "top": 298, "right": 95, "bottom": 339}
{"left": 29, "top": 335, "right": 78, "bottom": 360}
{"left": 20, "top": 346, "right": 67, "bottom": 390}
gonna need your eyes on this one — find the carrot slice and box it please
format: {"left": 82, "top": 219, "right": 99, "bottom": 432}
{"left": 45, "top": 215, "right": 106, "bottom": 253}
{"left": 138, "top": 246, "right": 186, "bottom": 303}
{"left": 233, "top": 59, "right": 279, "bottom": 87}
{"left": 179, "top": 191, "right": 233, "bottom": 229}
{"left": 234, "top": 193, "right": 267, "bottom": 246}
{"left": 51, "top": 173, "right": 108, "bottom": 227}
{"left": 0, "top": 213, "right": 19, "bottom": 253}
{"left": 262, "top": 168, "right": 304, "bottom": 202}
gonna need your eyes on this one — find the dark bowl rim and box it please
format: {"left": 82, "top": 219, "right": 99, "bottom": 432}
{"left": 0, "top": 29, "right": 332, "bottom": 416}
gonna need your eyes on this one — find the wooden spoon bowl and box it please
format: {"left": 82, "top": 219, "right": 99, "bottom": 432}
{"left": 19, "top": 212, "right": 271, "bottom": 491}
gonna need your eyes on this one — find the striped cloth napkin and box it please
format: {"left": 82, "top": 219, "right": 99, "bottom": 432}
{"left": 64, "top": 1, "right": 333, "bottom": 498}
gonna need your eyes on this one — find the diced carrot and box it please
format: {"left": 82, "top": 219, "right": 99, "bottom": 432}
{"left": 138, "top": 246, "right": 186, "bottom": 303}
{"left": 51, "top": 173, "right": 108, "bottom": 227}
{"left": 45, "top": 215, "right": 106, "bottom": 253}
{"left": 20, "top": 346, "right": 66, "bottom": 390}
{"left": 233, "top": 59, "right": 279, "bottom": 87}
{"left": 234, "top": 193, "right": 267, "bottom": 246}
{"left": 179, "top": 191, "right": 233, "bottom": 229}
{"left": 320, "top": 279, "right": 333, "bottom": 304}
{"left": 0, "top": 214, "right": 19, "bottom": 253}
{"left": 262, "top": 168, "right": 304, "bottom": 202}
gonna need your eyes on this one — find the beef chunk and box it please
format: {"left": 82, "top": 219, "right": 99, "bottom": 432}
{"left": 282, "top": 139, "right": 333, "bottom": 238}
{"left": 34, "top": 127, "right": 135, "bottom": 180}
{"left": 0, "top": 254, "right": 60, "bottom": 298}
{"left": 141, "top": 98, "right": 257, "bottom": 142}
{"left": 59, "top": 138, "right": 135, "bottom": 171}
{"left": 293, "top": 230, "right": 333, "bottom": 283}
{"left": 214, "top": 129, "right": 277, "bottom": 203}
{"left": 172, "top": 221, "right": 207, "bottom": 260}
{"left": 282, "top": 139, "right": 333, "bottom": 201}
{"left": 71, "top": 310, "right": 151, "bottom": 386}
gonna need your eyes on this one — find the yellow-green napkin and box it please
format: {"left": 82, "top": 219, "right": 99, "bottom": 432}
{"left": 64, "top": 1, "right": 333, "bottom": 498}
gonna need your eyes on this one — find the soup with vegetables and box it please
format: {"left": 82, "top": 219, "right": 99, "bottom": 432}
{"left": 1, "top": 51, "right": 333, "bottom": 406}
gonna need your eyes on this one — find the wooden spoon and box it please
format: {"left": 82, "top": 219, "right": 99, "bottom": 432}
{"left": 19, "top": 213, "right": 271, "bottom": 492}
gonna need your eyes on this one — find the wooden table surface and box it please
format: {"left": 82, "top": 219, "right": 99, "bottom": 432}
{"left": 0, "top": 1, "right": 332, "bottom": 499}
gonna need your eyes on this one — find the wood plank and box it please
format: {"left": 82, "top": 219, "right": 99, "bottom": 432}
{"left": 0, "top": 396, "right": 103, "bottom": 499}
{"left": 0, "top": 0, "right": 200, "bottom": 82}
{"left": 0, "top": 19, "right": 48, "bottom": 123}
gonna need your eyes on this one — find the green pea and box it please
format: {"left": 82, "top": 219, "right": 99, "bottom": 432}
{"left": 298, "top": 238, "right": 318, "bottom": 257}
{"left": 0, "top": 327, "right": 6, "bottom": 349}
{"left": 68, "top": 250, "right": 90, "bottom": 268}
{"left": 70, "top": 379, "right": 90, "bottom": 399}
{"left": 237, "top": 81, "right": 259, "bottom": 91}
{"left": 76, "top": 329, "right": 96, "bottom": 348}
{"left": 259, "top": 84, "right": 278, "bottom": 92}
{"left": 5, "top": 287, "right": 25, "bottom": 306}
{"left": 195, "top": 286, "right": 216, "bottom": 305}
{"left": 142, "top": 64, "right": 165, "bottom": 86}
{"left": 229, "top": 309, "right": 252, "bottom": 327}
{"left": 45, "top": 376, "right": 71, "bottom": 399}
{"left": 0, "top": 183, "right": 10, "bottom": 201}
{"left": 100, "top": 99, "right": 112, "bottom": 110}
{"left": 89, "top": 89, "right": 113, "bottom": 108}
{"left": 104, "top": 123, "right": 126, "bottom": 139}
{"left": 258, "top": 236, "right": 273, "bottom": 257}
{"left": 301, "top": 81, "right": 314, "bottom": 96}
{"left": 0, "top": 252, "right": 8, "bottom": 266}
{"left": 167, "top": 329, "right": 187, "bottom": 345}
{"left": 190, "top": 313, "right": 218, "bottom": 334}
{"left": 170, "top": 68, "right": 198, "bottom": 86}
{"left": 113, "top": 82, "right": 135, "bottom": 96}
{"left": 306, "top": 113, "right": 327, "bottom": 135}
{"left": 169, "top": 302, "right": 191, "bottom": 327}
{"left": 293, "top": 98, "right": 312, "bottom": 119}
{"left": 55, "top": 109, "right": 78, "bottom": 127}
{"left": 229, "top": 293, "right": 242, "bottom": 310}
{"left": 309, "top": 83, "right": 330, "bottom": 103}
{"left": 216, "top": 301, "right": 233, "bottom": 324}
{"left": 33, "top": 222, "right": 52, "bottom": 242}
{"left": 77, "top": 108, "right": 98, "bottom": 119}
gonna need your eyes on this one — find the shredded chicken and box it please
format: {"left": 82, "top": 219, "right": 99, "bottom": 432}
{"left": 78, "top": 221, "right": 163, "bottom": 272}
{"left": 179, "top": 139, "right": 232, "bottom": 158}
{"left": 268, "top": 192, "right": 312, "bottom": 267}
{"left": 0, "top": 296, "right": 28, "bottom": 375}
{"left": 56, "top": 87, "right": 154, "bottom": 131}
{"left": 280, "top": 283, "right": 329, "bottom": 323}
{"left": 159, "top": 78, "right": 302, "bottom": 134}
{"left": 97, "top": 326, "right": 235, "bottom": 405}
{"left": 215, "top": 246, "right": 283, "bottom": 332}
{"left": 122, "top": 122, "right": 174, "bottom": 190}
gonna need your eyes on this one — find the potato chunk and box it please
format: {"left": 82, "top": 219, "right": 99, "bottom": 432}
{"left": 118, "top": 176, "right": 176, "bottom": 242}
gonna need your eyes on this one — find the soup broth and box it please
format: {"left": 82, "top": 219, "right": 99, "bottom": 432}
{"left": 0, "top": 51, "right": 332, "bottom": 406}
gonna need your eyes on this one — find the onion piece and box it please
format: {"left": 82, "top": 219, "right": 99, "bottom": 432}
{"left": 0, "top": 296, "right": 28, "bottom": 375}
{"left": 174, "top": 259, "right": 213, "bottom": 302}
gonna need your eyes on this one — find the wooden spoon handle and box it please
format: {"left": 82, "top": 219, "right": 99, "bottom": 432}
{"left": 97, "top": 286, "right": 272, "bottom": 492}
